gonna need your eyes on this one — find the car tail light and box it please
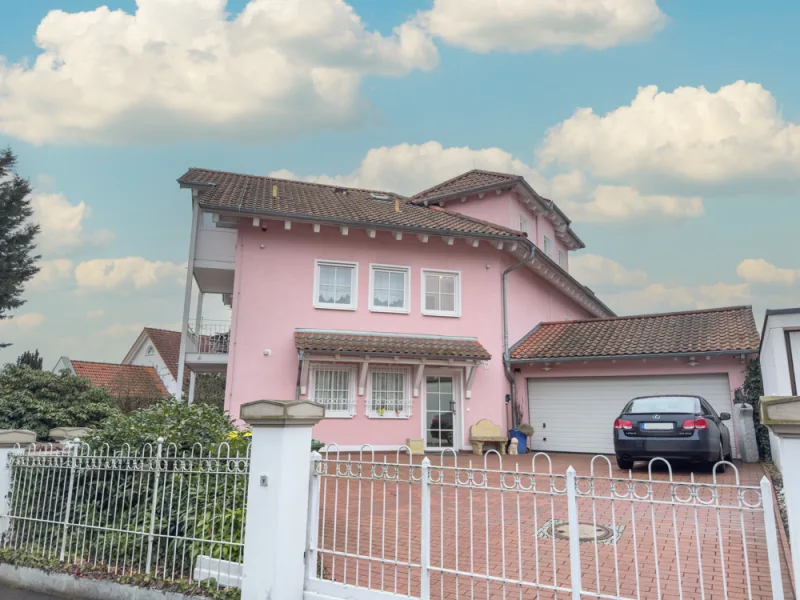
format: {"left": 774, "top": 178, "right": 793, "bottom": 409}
{"left": 682, "top": 418, "right": 709, "bottom": 430}
{"left": 614, "top": 419, "right": 633, "bottom": 430}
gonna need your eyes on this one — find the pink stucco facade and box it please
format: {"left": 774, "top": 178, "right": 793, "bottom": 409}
{"left": 224, "top": 219, "right": 586, "bottom": 449}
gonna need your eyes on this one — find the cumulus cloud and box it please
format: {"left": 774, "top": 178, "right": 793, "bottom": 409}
{"left": 418, "top": 0, "right": 666, "bottom": 53}
{"left": 271, "top": 141, "right": 547, "bottom": 196}
{"left": 30, "top": 192, "right": 113, "bottom": 254}
{"left": 539, "top": 81, "right": 800, "bottom": 187}
{"left": 736, "top": 258, "right": 800, "bottom": 286}
{"left": 74, "top": 257, "right": 185, "bottom": 291}
{"left": 29, "top": 259, "right": 74, "bottom": 291}
{"left": 565, "top": 185, "right": 704, "bottom": 223}
{"left": 604, "top": 282, "right": 753, "bottom": 315}
{"left": 0, "top": 313, "right": 46, "bottom": 330}
{"left": 570, "top": 254, "right": 648, "bottom": 287}
{"left": 99, "top": 322, "right": 181, "bottom": 337}
{"left": 0, "top": 0, "right": 437, "bottom": 144}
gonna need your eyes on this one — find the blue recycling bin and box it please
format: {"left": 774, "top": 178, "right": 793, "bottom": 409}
{"left": 508, "top": 429, "right": 527, "bottom": 453}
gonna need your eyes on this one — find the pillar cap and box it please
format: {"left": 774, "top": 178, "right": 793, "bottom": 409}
{"left": 760, "top": 396, "right": 800, "bottom": 436}
{"left": 0, "top": 429, "right": 36, "bottom": 448}
{"left": 50, "top": 427, "right": 90, "bottom": 441}
{"left": 240, "top": 400, "right": 325, "bottom": 427}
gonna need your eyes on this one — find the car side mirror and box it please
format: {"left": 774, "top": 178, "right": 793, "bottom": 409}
{"left": 720, "top": 412, "right": 731, "bottom": 421}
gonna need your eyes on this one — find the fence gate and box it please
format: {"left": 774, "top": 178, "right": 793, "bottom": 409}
{"left": 306, "top": 447, "right": 788, "bottom": 600}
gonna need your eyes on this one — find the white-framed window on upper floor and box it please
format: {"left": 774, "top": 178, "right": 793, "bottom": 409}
{"left": 369, "top": 264, "right": 411, "bottom": 314}
{"left": 367, "top": 367, "right": 412, "bottom": 418}
{"left": 314, "top": 260, "right": 358, "bottom": 311}
{"left": 309, "top": 364, "right": 356, "bottom": 418}
{"left": 543, "top": 235, "right": 553, "bottom": 257}
{"left": 519, "top": 215, "right": 529, "bottom": 236}
{"left": 422, "top": 269, "right": 461, "bottom": 317}
{"left": 557, "top": 250, "right": 566, "bottom": 269}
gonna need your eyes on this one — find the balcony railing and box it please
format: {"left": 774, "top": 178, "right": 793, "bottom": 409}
{"left": 187, "top": 319, "right": 230, "bottom": 354}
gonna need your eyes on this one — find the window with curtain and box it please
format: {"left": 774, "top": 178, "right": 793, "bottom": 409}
{"left": 311, "top": 366, "right": 355, "bottom": 416}
{"left": 315, "top": 260, "right": 357, "bottom": 310}
{"left": 368, "top": 369, "right": 410, "bottom": 417}
{"left": 370, "top": 265, "right": 410, "bottom": 313}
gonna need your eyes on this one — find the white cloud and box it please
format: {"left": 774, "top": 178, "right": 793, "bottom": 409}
{"left": 29, "top": 259, "right": 74, "bottom": 291}
{"left": 30, "top": 192, "right": 113, "bottom": 254}
{"left": 0, "top": 0, "right": 437, "bottom": 144}
{"left": 0, "top": 313, "right": 46, "bottom": 331}
{"left": 539, "top": 81, "right": 800, "bottom": 186}
{"left": 86, "top": 309, "right": 105, "bottom": 318}
{"left": 99, "top": 321, "right": 182, "bottom": 337}
{"left": 272, "top": 140, "right": 547, "bottom": 196}
{"left": 736, "top": 258, "right": 800, "bottom": 286}
{"left": 570, "top": 254, "right": 648, "bottom": 287}
{"left": 418, "top": 0, "right": 666, "bottom": 53}
{"left": 74, "top": 257, "right": 185, "bottom": 291}
{"left": 565, "top": 185, "right": 704, "bottom": 223}
{"left": 604, "top": 282, "right": 753, "bottom": 315}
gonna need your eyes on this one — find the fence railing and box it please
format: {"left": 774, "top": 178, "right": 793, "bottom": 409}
{"left": 2, "top": 439, "right": 250, "bottom": 591}
{"left": 187, "top": 319, "right": 230, "bottom": 354}
{"left": 307, "top": 447, "right": 786, "bottom": 600}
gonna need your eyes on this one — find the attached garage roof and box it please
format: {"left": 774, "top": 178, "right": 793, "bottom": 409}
{"left": 295, "top": 330, "right": 491, "bottom": 360}
{"left": 510, "top": 305, "right": 760, "bottom": 362}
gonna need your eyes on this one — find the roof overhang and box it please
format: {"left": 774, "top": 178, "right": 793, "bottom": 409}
{"left": 509, "top": 349, "right": 757, "bottom": 364}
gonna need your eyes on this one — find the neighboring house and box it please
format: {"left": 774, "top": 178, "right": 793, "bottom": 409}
{"left": 175, "top": 167, "right": 760, "bottom": 454}
{"left": 122, "top": 327, "right": 183, "bottom": 396}
{"left": 759, "top": 308, "right": 800, "bottom": 470}
{"left": 53, "top": 357, "right": 169, "bottom": 398}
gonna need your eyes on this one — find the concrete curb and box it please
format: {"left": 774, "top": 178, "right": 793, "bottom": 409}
{"left": 0, "top": 564, "right": 208, "bottom": 600}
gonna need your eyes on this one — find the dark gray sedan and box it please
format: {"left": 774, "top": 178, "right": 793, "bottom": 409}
{"left": 613, "top": 395, "right": 732, "bottom": 470}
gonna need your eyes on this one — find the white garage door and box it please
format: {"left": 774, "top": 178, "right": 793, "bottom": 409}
{"left": 527, "top": 374, "right": 733, "bottom": 455}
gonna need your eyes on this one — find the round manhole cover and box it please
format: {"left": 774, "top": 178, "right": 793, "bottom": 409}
{"left": 551, "top": 522, "right": 613, "bottom": 542}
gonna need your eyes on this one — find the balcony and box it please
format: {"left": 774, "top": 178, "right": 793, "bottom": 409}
{"left": 185, "top": 319, "right": 230, "bottom": 372}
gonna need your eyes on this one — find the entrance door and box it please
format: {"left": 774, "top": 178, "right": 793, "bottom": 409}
{"left": 425, "top": 375, "right": 455, "bottom": 449}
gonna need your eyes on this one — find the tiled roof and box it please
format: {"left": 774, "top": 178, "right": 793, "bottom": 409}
{"left": 71, "top": 361, "right": 170, "bottom": 397}
{"left": 178, "top": 168, "right": 523, "bottom": 239}
{"left": 295, "top": 330, "right": 492, "bottom": 360}
{"left": 510, "top": 306, "right": 760, "bottom": 361}
{"left": 143, "top": 328, "right": 181, "bottom": 380}
{"left": 411, "top": 170, "right": 520, "bottom": 202}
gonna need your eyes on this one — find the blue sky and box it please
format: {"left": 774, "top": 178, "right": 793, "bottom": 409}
{"left": 1, "top": 0, "right": 799, "bottom": 367}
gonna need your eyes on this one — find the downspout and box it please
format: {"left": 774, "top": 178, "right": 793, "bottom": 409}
{"left": 502, "top": 243, "right": 537, "bottom": 429}
{"left": 295, "top": 350, "right": 305, "bottom": 401}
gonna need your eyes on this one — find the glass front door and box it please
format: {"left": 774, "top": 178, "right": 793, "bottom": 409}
{"left": 426, "top": 375, "right": 454, "bottom": 448}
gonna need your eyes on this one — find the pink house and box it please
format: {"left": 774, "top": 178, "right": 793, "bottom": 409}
{"left": 175, "top": 168, "right": 760, "bottom": 456}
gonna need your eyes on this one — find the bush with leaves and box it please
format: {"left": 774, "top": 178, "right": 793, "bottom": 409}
{"left": 0, "top": 364, "right": 118, "bottom": 439}
{"left": 740, "top": 359, "right": 772, "bottom": 462}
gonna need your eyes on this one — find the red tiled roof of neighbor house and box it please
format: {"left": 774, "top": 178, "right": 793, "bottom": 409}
{"left": 71, "top": 361, "right": 170, "bottom": 397}
{"left": 295, "top": 330, "right": 492, "bottom": 360}
{"left": 177, "top": 168, "right": 525, "bottom": 239}
{"left": 509, "top": 306, "right": 760, "bottom": 361}
{"left": 411, "top": 169, "right": 520, "bottom": 202}
{"left": 142, "top": 328, "right": 182, "bottom": 379}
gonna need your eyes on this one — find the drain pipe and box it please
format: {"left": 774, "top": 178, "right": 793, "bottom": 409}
{"left": 502, "top": 243, "right": 537, "bottom": 429}
{"left": 295, "top": 350, "right": 305, "bottom": 401}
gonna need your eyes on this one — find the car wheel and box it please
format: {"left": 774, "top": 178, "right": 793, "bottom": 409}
{"left": 616, "top": 455, "right": 633, "bottom": 470}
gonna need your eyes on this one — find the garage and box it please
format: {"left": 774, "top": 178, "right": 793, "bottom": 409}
{"left": 526, "top": 374, "right": 735, "bottom": 455}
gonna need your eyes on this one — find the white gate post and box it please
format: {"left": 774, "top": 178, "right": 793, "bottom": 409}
{"left": 761, "top": 395, "right": 800, "bottom": 589}
{"left": 420, "top": 457, "right": 431, "bottom": 600}
{"left": 305, "top": 451, "right": 322, "bottom": 580}
{"left": 760, "top": 476, "right": 785, "bottom": 600}
{"left": 0, "top": 430, "right": 36, "bottom": 539}
{"left": 238, "top": 400, "right": 325, "bottom": 600}
{"left": 566, "top": 466, "right": 582, "bottom": 600}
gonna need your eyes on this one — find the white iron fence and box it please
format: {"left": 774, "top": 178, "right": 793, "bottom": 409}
{"left": 306, "top": 447, "right": 788, "bottom": 600}
{"left": 2, "top": 439, "right": 250, "bottom": 590}
{"left": 187, "top": 319, "right": 230, "bottom": 354}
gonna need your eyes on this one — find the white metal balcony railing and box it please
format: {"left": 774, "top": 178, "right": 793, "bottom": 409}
{"left": 187, "top": 319, "right": 231, "bottom": 354}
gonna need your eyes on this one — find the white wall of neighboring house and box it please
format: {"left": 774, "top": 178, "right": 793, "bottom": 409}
{"left": 760, "top": 310, "right": 800, "bottom": 471}
{"left": 126, "top": 339, "right": 179, "bottom": 397}
{"left": 52, "top": 357, "right": 74, "bottom": 374}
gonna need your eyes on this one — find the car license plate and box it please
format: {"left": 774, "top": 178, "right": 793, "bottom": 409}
{"left": 642, "top": 422, "right": 673, "bottom": 430}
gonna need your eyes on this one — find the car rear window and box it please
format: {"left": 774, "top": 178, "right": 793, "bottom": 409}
{"left": 627, "top": 396, "right": 699, "bottom": 414}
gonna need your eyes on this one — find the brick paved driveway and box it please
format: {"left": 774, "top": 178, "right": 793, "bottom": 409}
{"left": 315, "top": 451, "right": 793, "bottom": 599}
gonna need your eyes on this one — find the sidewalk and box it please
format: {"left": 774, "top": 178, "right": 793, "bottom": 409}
{"left": 0, "top": 583, "right": 67, "bottom": 599}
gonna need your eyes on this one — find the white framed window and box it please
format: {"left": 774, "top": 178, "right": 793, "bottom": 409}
{"left": 367, "top": 367, "right": 411, "bottom": 418}
{"left": 557, "top": 250, "right": 566, "bottom": 269}
{"left": 519, "top": 215, "right": 529, "bottom": 236}
{"left": 369, "top": 264, "right": 410, "bottom": 314}
{"left": 421, "top": 269, "right": 461, "bottom": 317}
{"left": 309, "top": 365, "right": 356, "bottom": 417}
{"left": 543, "top": 235, "right": 553, "bottom": 257}
{"left": 314, "top": 260, "right": 358, "bottom": 310}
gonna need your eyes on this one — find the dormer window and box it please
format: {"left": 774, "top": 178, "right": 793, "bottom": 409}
{"left": 543, "top": 235, "right": 553, "bottom": 257}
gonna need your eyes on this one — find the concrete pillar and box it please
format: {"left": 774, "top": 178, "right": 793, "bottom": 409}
{"left": 49, "top": 427, "right": 90, "bottom": 442}
{"left": 239, "top": 400, "right": 325, "bottom": 600}
{"left": 761, "top": 395, "right": 800, "bottom": 588}
{"left": 733, "top": 403, "right": 759, "bottom": 463}
{"left": 0, "top": 430, "right": 36, "bottom": 538}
